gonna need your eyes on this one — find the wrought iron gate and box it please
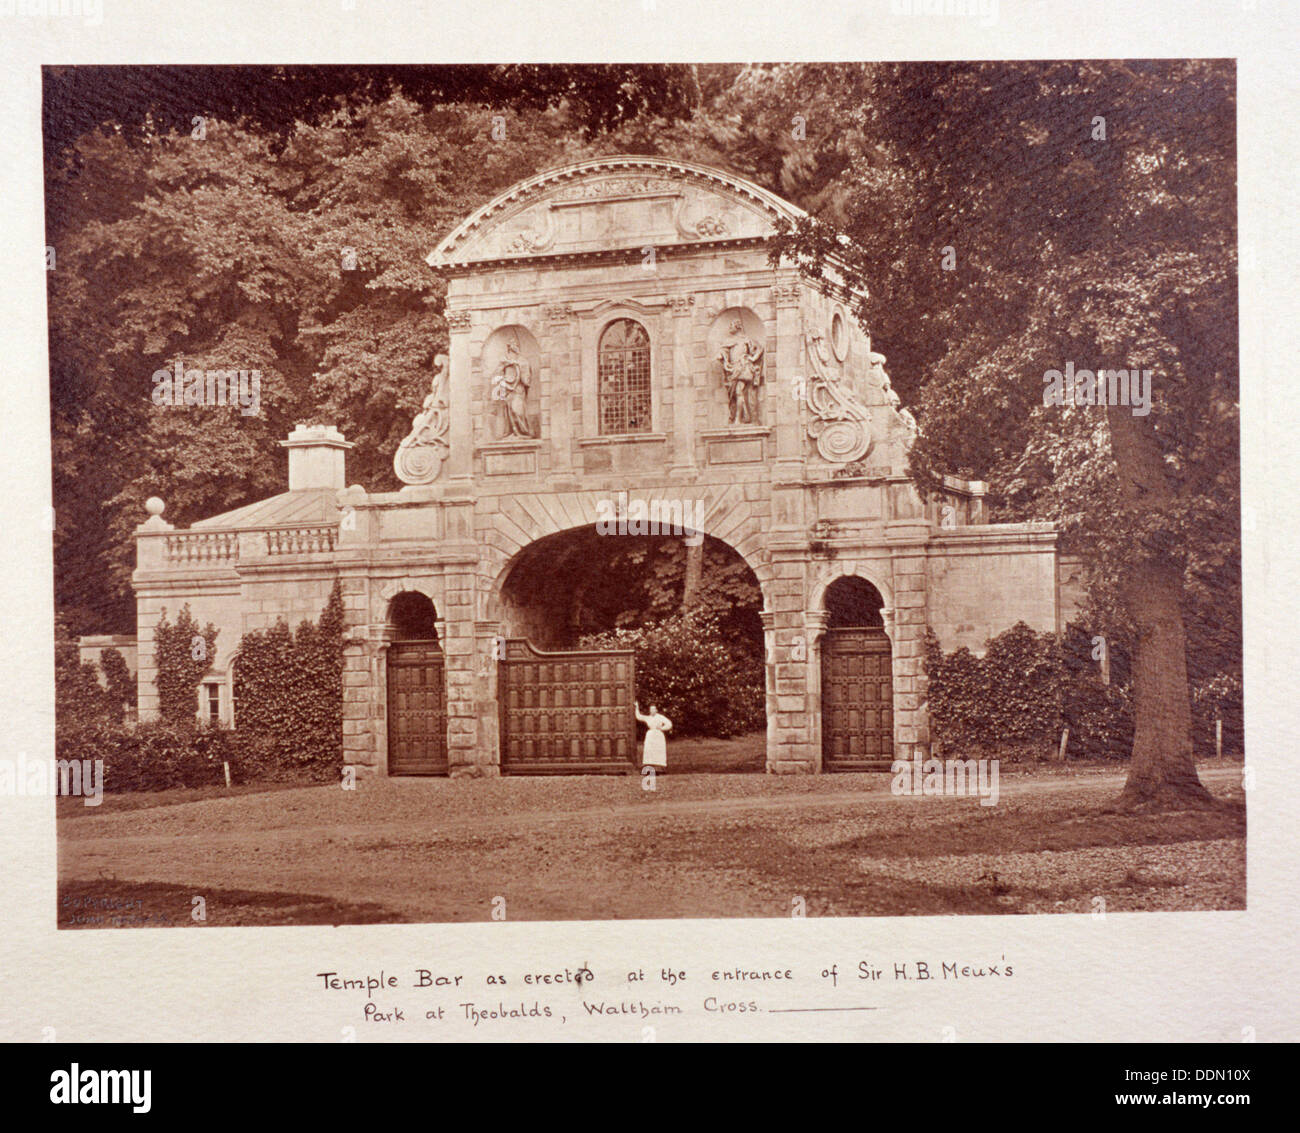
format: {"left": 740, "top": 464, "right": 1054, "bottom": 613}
{"left": 386, "top": 640, "right": 448, "bottom": 775}
{"left": 821, "top": 628, "right": 893, "bottom": 770}
{"left": 498, "top": 639, "right": 636, "bottom": 774}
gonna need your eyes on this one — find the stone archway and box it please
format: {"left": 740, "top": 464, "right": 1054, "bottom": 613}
{"left": 486, "top": 521, "right": 772, "bottom": 773}
{"left": 818, "top": 575, "right": 895, "bottom": 771}
{"left": 384, "top": 590, "right": 447, "bottom": 776}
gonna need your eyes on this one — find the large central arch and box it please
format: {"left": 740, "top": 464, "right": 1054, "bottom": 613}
{"left": 485, "top": 518, "right": 772, "bottom": 773}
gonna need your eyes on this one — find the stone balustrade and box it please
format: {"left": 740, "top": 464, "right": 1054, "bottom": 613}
{"left": 264, "top": 525, "right": 338, "bottom": 556}
{"left": 164, "top": 530, "right": 239, "bottom": 564}
{"left": 153, "top": 524, "right": 340, "bottom": 569}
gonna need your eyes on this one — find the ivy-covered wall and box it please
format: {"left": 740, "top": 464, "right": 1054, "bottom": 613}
{"left": 153, "top": 605, "right": 219, "bottom": 724}
{"left": 924, "top": 622, "right": 1135, "bottom": 761}
{"left": 233, "top": 581, "right": 344, "bottom": 779}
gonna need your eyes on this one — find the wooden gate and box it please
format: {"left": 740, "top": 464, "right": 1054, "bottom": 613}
{"left": 821, "top": 628, "right": 894, "bottom": 770}
{"left": 499, "top": 640, "right": 636, "bottom": 774}
{"left": 386, "top": 640, "right": 448, "bottom": 775}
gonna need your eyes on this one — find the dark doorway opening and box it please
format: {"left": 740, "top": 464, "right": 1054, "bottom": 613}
{"left": 822, "top": 576, "right": 893, "bottom": 770}
{"left": 496, "top": 525, "right": 767, "bottom": 772}
{"left": 386, "top": 591, "right": 446, "bottom": 776}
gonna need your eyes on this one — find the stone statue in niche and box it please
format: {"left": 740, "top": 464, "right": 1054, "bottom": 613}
{"left": 489, "top": 337, "right": 537, "bottom": 439}
{"left": 717, "top": 318, "right": 764, "bottom": 425}
{"left": 393, "top": 354, "right": 451, "bottom": 485}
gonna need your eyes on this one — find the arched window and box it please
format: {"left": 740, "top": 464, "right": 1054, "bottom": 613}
{"left": 598, "top": 319, "right": 651, "bottom": 435}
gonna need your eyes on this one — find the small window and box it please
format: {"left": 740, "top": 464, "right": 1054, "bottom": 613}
{"left": 203, "top": 682, "right": 221, "bottom": 724}
{"left": 598, "top": 319, "right": 651, "bottom": 435}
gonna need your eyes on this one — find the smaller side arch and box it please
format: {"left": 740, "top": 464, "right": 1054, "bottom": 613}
{"left": 815, "top": 570, "right": 896, "bottom": 771}
{"left": 809, "top": 565, "right": 895, "bottom": 628}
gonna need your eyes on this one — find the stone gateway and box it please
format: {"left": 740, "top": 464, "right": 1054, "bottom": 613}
{"left": 130, "top": 156, "right": 1081, "bottom": 777}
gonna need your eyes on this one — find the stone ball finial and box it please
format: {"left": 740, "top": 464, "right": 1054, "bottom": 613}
{"left": 145, "top": 497, "right": 165, "bottom": 517}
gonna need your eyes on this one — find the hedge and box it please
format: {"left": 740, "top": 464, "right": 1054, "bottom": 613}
{"left": 1192, "top": 671, "right": 1244, "bottom": 756}
{"left": 54, "top": 719, "right": 275, "bottom": 792}
{"left": 925, "top": 622, "right": 1135, "bottom": 761}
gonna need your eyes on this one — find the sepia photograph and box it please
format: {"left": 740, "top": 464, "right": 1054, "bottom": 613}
{"left": 43, "top": 58, "right": 1246, "bottom": 928}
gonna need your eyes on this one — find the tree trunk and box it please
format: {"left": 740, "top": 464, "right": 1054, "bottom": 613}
{"left": 1105, "top": 402, "right": 1213, "bottom": 808}
{"left": 681, "top": 540, "right": 703, "bottom": 612}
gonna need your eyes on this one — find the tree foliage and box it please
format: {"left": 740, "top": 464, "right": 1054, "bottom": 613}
{"left": 773, "top": 61, "right": 1238, "bottom": 804}
{"left": 47, "top": 65, "right": 869, "bottom": 633}
{"left": 54, "top": 632, "right": 116, "bottom": 726}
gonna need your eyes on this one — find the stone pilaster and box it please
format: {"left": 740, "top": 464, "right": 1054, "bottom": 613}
{"left": 765, "top": 559, "right": 817, "bottom": 773}
{"left": 668, "top": 294, "right": 697, "bottom": 475}
{"left": 132, "top": 508, "right": 173, "bottom": 721}
{"left": 771, "top": 277, "right": 804, "bottom": 471}
{"left": 887, "top": 524, "right": 932, "bottom": 758}
{"left": 441, "top": 567, "right": 493, "bottom": 776}
{"left": 472, "top": 618, "right": 504, "bottom": 775}
{"left": 341, "top": 629, "right": 378, "bottom": 777}
{"left": 804, "top": 609, "right": 830, "bottom": 772}
{"left": 445, "top": 309, "right": 474, "bottom": 492}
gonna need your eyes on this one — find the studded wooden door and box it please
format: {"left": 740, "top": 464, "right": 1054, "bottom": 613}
{"left": 821, "top": 628, "right": 893, "bottom": 770}
{"left": 499, "top": 640, "right": 636, "bottom": 774}
{"left": 386, "top": 641, "right": 448, "bottom": 775}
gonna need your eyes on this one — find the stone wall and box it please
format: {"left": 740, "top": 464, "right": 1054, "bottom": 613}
{"left": 926, "top": 525, "right": 1062, "bottom": 655}
{"left": 77, "top": 635, "right": 138, "bottom": 680}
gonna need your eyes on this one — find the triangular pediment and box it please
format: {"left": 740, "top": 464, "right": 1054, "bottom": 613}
{"left": 428, "top": 156, "right": 805, "bottom": 269}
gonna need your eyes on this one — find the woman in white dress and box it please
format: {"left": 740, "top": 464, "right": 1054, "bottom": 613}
{"left": 635, "top": 702, "right": 672, "bottom": 773}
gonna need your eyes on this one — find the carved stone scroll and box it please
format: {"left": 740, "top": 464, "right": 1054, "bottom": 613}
{"left": 803, "top": 331, "right": 873, "bottom": 464}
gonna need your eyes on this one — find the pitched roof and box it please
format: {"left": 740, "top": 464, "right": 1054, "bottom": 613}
{"left": 190, "top": 488, "right": 341, "bottom": 530}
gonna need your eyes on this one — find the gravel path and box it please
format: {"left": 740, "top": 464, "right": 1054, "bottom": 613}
{"left": 58, "top": 766, "right": 1245, "bottom": 923}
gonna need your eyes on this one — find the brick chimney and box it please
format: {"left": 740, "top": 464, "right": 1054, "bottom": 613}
{"left": 280, "top": 424, "right": 353, "bottom": 491}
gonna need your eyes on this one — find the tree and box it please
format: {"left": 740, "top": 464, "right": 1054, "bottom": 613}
{"left": 773, "top": 61, "right": 1237, "bottom": 807}
{"left": 47, "top": 82, "right": 691, "bottom": 633}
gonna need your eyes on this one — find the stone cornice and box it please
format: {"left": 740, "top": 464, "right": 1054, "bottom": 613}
{"left": 434, "top": 235, "right": 770, "bottom": 276}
